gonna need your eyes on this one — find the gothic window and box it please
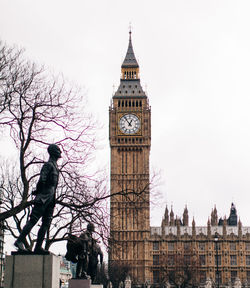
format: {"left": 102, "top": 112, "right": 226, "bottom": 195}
{"left": 216, "top": 271, "right": 222, "bottom": 284}
{"left": 184, "top": 242, "right": 190, "bottom": 251}
{"left": 168, "top": 255, "right": 174, "bottom": 266}
{"left": 231, "top": 271, "right": 237, "bottom": 283}
{"left": 136, "top": 101, "right": 138, "bottom": 107}
{"left": 153, "top": 241, "right": 159, "bottom": 251}
{"left": 230, "top": 242, "right": 236, "bottom": 251}
{"left": 199, "top": 242, "right": 205, "bottom": 251}
{"left": 184, "top": 255, "right": 190, "bottom": 265}
{"left": 214, "top": 255, "right": 221, "bottom": 265}
{"left": 200, "top": 271, "right": 206, "bottom": 284}
{"left": 129, "top": 101, "right": 131, "bottom": 107}
{"left": 153, "top": 270, "right": 160, "bottom": 284}
{"left": 230, "top": 255, "right": 237, "bottom": 266}
{"left": 246, "top": 256, "right": 250, "bottom": 265}
{"left": 199, "top": 255, "right": 206, "bottom": 265}
{"left": 153, "top": 255, "right": 159, "bottom": 265}
{"left": 139, "top": 100, "right": 142, "bottom": 107}
{"left": 247, "top": 271, "right": 250, "bottom": 282}
{"left": 118, "top": 101, "right": 120, "bottom": 107}
{"left": 168, "top": 242, "right": 174, "bottom": 251}
{"left": 214, "top": 243, "right": 221, "bottom": 250}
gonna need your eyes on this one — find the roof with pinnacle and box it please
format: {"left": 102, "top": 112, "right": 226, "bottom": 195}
{"left": 122, "top": 32, "right": 139, "bottom": 68}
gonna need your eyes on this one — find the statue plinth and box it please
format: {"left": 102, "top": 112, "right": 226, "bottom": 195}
{"left": 69, "top": 278, "right": 91, "bottom": 288}
{"left": 4, "top": 254, "right": 60, "bottom": 288}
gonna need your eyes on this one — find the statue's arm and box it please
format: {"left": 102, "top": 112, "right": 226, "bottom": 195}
{"left": 36, "top": 162, "right": 53, "bottom": 192}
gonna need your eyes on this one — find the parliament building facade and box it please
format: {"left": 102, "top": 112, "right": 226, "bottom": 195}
{"left": 109, "top": 33, "right": 250, "bottom": 287}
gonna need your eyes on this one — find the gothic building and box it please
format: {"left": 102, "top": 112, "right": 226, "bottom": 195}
{"left": 109, "top": 33, "right": 250, "bottom": 287}
{"left": 151, "top": 203, "right": 250, "bottom": 287}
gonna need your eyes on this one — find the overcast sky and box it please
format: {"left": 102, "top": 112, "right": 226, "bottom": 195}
{"left": 1, "top": 0, "right": 250, "bottom": 240}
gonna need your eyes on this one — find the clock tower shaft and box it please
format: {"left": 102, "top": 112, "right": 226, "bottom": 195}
{"left": 109, "top": 32, "right": 151, "bottom": 283}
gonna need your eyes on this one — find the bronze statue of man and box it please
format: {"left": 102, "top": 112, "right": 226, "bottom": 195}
{"left": 14, "top": 144, "right": 61, "bottom": 253}
{"left": 76, "top": 223, "right": 95, "bottom": 279}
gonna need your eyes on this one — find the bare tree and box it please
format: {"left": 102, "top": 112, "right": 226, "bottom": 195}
{"left": 108, "top": 261, "right": 131, "bottom": 288}
{"left": 0, "top": 41, "right": 155, "bottom": 251}
{"left": 0, "top": 40, "right": 109, "bottom": 250}
{"left": 160, "top": 248, "right": 200, "bottom": 288}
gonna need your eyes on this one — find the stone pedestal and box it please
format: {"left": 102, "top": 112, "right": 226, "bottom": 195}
{"left": 4, "top": 254, "right": 60, "bottom": 288}
{"left": 69, "top": 279, "right": 91, "bottom": 288}
{"left": 91, "top": 285, "right": 103, "bottom": 288}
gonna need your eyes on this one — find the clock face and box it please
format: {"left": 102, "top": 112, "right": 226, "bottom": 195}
{"left": 119, "top": 114, "right": 140, "bottom": 134}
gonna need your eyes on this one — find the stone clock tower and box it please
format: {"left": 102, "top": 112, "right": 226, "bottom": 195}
{"left": 109, "top": 32, "right": 151, "bottom": 283}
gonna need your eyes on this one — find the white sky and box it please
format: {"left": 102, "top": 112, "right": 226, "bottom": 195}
{"left": 1, "top": 0, "right": 250, "bottom": 252}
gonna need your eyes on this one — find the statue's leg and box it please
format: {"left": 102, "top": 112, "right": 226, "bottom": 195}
{"left": 76, "top": 260, "right": 83, "bottom": 278}
{"left": 82, "top": 255, "right": 89, "bottom": 278}
{"left": 34, "top": 201, "right": 54, "bottom": 253}
{"left": 15, "top": 203, "right": 43, "bottom": 251}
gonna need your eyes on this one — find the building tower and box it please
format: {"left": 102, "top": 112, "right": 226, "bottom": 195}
{"left": 109, "top": 31, "right": 151, "bottom": 283}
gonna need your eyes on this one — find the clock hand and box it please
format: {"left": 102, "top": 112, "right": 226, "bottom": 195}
{"left": 124, "top": 116, "right": 132, "bottom": 126}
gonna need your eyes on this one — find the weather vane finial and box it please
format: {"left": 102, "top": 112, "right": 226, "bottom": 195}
{"left": 129, "top": 22, "right": 132, "bottom": 38}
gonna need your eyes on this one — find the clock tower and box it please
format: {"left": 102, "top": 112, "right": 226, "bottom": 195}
{"left": 109, "top": 32, "right": 151, "bottom": 283}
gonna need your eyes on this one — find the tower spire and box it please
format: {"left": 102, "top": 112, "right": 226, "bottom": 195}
{"left": 122, "top": 31, "right": 139, "bottom": 69}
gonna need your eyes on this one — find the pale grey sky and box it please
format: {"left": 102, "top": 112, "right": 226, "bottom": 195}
{"left": 1, "top": 0, "right": 250, "bottom": 252}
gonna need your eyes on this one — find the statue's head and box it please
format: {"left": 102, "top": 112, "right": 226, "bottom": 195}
{"left": 48, "top": 144, "right": 62, "bottom": 159}
{"left": 87, "top": 222, "right": 95, "bottom": 233}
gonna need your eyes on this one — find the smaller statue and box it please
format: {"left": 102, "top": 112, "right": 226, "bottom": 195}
{"left": 65, "top": 223, "right": 103, "bottom": 281}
